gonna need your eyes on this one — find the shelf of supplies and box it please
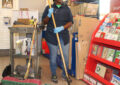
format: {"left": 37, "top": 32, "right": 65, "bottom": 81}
{"left": 85, "top": 70, "right": 113, "bottom": 85}
{"left": 93, "top": 38, "right": 120, "bottom": 48}
{"left": 90, "top": 54, "right": 120, "bottom": 69}
{"left": 13, "top": 54, "right": 37, "bottom": 58}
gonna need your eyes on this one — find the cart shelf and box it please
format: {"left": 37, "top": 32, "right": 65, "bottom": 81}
{"left": 13, "top": 54, "right": 38, "bottom": 58}
{"left": 9, "top": 26, "right": 42, "bottom": 78}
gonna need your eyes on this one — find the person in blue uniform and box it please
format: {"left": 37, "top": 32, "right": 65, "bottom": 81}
{"left": 42, "top": 0, "right": 73, "bottom": 83}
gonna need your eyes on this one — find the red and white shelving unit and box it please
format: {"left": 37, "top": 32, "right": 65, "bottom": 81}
{"left": 84, "top": 13, "right": 120, "bottom": 85}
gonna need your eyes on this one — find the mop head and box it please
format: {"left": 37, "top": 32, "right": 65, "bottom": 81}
{"left": 1, "top": 76, "right": 41, "bottom": 85}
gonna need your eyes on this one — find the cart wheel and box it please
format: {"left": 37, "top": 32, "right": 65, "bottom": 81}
{"left": 38, "top": 66, "right": 41, "bottom": 79}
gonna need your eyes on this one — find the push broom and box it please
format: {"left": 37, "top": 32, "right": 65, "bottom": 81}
{"left": 48, "top": 0, "right": 71, "bottom": 85}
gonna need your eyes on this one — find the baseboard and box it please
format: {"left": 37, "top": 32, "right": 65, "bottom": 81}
{"left": 0, "top": 49, "right": 9, "bottom": 56}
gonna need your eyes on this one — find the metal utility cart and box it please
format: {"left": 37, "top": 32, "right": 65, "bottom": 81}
{"left": 9, "top": 26, "right": 41, "bottom": 78}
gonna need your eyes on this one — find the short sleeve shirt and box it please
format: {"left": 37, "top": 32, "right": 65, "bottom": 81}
{"left": 42, "top": 3, "right": 73, "bottom": 45}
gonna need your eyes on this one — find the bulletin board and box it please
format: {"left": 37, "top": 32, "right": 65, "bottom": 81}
{"left": 2, "top": 0, "right": 13, "bottom": 9}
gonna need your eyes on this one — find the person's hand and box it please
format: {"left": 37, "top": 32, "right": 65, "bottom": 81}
{"left": 47, "top": 8, "right": 54, "bottom": 18}
{"left": 54, "top": 26, "right": 64, "bottom": 33}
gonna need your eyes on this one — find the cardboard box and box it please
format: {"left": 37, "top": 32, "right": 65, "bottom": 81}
{"left": 85, "top": 3, "right": 98, "bottom": 16}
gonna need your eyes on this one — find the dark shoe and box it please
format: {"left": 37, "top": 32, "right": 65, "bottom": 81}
{"left": 51, "top": 75, "right": 58, "bottom": 83}
{"left": 62, "top": 76, "right": 72, "bottom": 83}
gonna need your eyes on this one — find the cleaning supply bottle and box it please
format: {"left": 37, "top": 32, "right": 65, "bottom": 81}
{"left": 30, "top": 16, "right": 34, "bottom": 25}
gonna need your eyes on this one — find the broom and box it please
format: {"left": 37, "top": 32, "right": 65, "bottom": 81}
{"left": 24, "top": 20, "right": 37, "bottom": 79}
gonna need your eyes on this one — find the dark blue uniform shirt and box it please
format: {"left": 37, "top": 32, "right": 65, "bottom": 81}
{"left": 42, "top": 3, "right": 73, "bottom": 45}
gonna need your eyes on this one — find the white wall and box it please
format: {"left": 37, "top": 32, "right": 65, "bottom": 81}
{"left": 0, "top": 0, "right": 47, "bottom": 49}
{"left": 19, "top": 0, "right": 47, "bottom": 14}
{"left": 99, "top": 0, "right": 111, "bottom": 20}
{"left": 0, "top": 0, "right": 19, "bottom": 49}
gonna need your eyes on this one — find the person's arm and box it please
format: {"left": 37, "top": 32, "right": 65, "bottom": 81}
{"left": 42, "top": 6, "right": 54, "bottom": 25}
{"left": 53, "top": 6, "right": 73, "bottom": 33}
{"left": 43, "top": 16, "right": 50, "bottom": 25}
{"left": 54, "top": 22, "right": 72, "bottom": 33}
{"left": 53, "top": 12, "right": 73, "bottom": 33}
{"left": 63, "top": 22, "right": 72, "bottom": 29}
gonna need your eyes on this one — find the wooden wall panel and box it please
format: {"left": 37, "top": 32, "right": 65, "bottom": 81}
{"left": 76, "top": 16, "right": 99, "bottom": 79}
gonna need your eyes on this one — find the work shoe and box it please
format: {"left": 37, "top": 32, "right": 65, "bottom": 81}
{"left": 51, "top": 75, "right": 58, "bottom": 83}
{"left": 62, "top": 75, "right": 72, "bottom": 83}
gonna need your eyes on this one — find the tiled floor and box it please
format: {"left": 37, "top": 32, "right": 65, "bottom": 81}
{"left": 0, "top": 56, "right": 87, "bottom": 85}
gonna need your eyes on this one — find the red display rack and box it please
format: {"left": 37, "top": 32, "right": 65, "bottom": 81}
{"left": 84, "top": 13, "right": 120, "bottom": 85}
